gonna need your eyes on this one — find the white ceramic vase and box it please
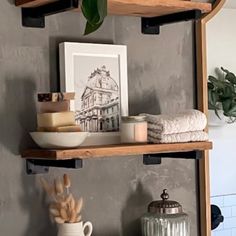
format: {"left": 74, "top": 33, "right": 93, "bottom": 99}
{"left": 208, "top": 110, "right": 226, "bottom": 127}
{"left": 58, "top": 222, "right": 93, "bottom": 236}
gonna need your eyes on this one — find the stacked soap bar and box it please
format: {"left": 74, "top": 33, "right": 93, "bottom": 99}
{"left": 37, "top": 92, "right": 81, "bottom": 132}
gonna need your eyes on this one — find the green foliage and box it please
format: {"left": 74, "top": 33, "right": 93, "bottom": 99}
{"left": 81, "top": 0, "right": 107, "bottom": 35}
{"left": 208, "top": 67, "right": 236, "bottom": 123}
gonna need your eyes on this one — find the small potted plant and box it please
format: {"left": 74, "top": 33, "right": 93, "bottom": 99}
{"left": 208, "top": 67, "right": 236, "bottom": 126}
{"left": 81, "top": 0, "right": 107, "bottom": 35}
{"left": 40, "top": 174, "right": 93, "bottom": 236}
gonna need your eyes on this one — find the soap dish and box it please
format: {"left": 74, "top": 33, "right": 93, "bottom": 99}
{"left": 30, "top": 132, "right": 89, "bottom": 149}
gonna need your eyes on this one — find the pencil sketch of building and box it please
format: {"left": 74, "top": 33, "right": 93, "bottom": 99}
{"left": 76, "top": 65, "right": 120, "bottom": 132}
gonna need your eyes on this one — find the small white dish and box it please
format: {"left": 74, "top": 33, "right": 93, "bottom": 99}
{"left": 30, "top": 132, "right": 89, "bottom": 149}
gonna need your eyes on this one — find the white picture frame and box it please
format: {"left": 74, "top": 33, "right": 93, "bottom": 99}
{"left": 59, "top": 42, "right": 129, "bottom": 146}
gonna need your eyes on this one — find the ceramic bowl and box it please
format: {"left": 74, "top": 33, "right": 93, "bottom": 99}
{"left": 30, "top": 132, "right": 89, "bottom": 149}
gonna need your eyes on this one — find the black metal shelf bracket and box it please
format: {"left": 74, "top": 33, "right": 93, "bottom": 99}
{"left": 142, "top": 10, "right": 202, "bottom": 35}
{"left": 143, "top": 151, "right": 202, "bottom": 165}
{"left": 26, "top": 158, "right": 83, "bottom": 175}
{"left": 21, "top": 0, "right": 79, "bottom": 28}
{"left": 25, "top": 151, "right": 202, "bottom": 174}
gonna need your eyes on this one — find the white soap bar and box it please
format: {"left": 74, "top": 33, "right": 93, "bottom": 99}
{"left": 37, "top": 125, "right": 81, "bottom": 132}
{"left": 37, "top": 101, "right": 70, "bottom": 113}
{"left": 37, "top": 112, "right": 75, "bottom": 128}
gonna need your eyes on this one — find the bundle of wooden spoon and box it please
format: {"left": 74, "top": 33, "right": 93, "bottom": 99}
{"left": 40, "top": 174, "right": 83, "bottom": 224}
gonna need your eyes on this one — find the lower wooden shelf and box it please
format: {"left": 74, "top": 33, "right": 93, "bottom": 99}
{"left": 22, "top": 141, "right": 212, "bottom": 160}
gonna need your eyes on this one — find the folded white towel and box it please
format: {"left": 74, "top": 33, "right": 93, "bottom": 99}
{"left": 142, "top": 110, "right": 207, "bottom": 135}
{"left": 148, "top": 130, "right": 209, "bottom": 144}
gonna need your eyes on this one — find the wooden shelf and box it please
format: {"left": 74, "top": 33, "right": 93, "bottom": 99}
{"left": 15, "top": 0, "right": 212, "bottom": 17}
{"left": 22, "top": 141, "right": 212, "bottom": 160}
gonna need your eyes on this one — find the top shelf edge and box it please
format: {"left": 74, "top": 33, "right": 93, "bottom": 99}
{"left": 15, "top": 0, "right": 212, "bottom": 17}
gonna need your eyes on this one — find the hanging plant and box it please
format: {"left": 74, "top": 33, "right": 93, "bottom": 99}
{"left": 81, "top": 0, "right": 108, "bottom": 35}
{"left": 208, "top": 67, "right": 236, "bottom": 123}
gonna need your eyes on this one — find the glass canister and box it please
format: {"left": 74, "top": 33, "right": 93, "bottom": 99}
{"left": 141, "top": 189, "right": 190, "bottom": 236}
{"left": 120, "top": 116, "right": 148, "bottom": 143}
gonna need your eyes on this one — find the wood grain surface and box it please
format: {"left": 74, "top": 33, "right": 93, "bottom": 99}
{"left": 22, "top": 141, "right": 213, "bottom": 160}
{"left": 15, "top": 0, "right": 212, "bottom": 18}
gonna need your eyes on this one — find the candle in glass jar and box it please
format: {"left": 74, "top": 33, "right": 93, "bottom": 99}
{"left": 121, "top": 116, "right": 147, "bottom": 143}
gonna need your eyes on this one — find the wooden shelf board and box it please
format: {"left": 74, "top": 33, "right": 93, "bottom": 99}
{"left": 15, "top": 0, "right": 212, "bottom": 17}
{"left": 107, "top": 0, "right": 212, "bottom": 17}
{"left": 22, "top": 141, "right": 212, "bottom": 160}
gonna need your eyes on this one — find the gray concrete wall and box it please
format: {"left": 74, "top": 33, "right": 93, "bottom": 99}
{"left": 0, "top": 1, "right": 198, "bottom": 235}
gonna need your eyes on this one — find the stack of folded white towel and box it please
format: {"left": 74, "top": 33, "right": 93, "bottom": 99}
{"left": 142, "top": 109, "right": 208, "bottom": 144}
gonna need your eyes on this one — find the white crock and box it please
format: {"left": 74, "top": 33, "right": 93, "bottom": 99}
{"left": 208, "top": 110, "right": 226, "bottom": 127}
{"left": 58, "top": 221, "right": 93, "bottom": 236}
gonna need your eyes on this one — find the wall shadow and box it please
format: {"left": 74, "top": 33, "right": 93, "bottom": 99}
{"left": 121, "top": 182, "right": 152, "bottom": 236}
{"left": 20, "top": 173, "right": 57, "bottom": 236}
{"left": 129, "top": 88, "right": 161, "bottom": 115}
{"left": 0, "top": 77, "right": 55, "bottom": 235}
{"left": 0, "top": 78, "right": 37, "bottom": 156}
{"left": 7, "top": 0, "right": 14, "bottom": 5}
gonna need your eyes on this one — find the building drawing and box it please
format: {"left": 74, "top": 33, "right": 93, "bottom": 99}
{"left": 76, "top": 65, "right": 120, "bottom": 132}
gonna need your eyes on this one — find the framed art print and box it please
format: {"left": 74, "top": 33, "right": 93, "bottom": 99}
{"left": 59, "top": 42, "right": 128, "bottom": 145}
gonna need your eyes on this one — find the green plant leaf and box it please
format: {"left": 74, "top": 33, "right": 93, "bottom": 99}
{"left": 226, "top": 73, "right": 236, "bottom": 84}
{"left": 220, "top": 85, "right": 234, "bottom": 99}
{"left": 221, "top": 67, "right": 236, "bottom": 84}
{"left": 208, "top": 82, "right": 214, "bottom": 90}
{"left": 226, "top": 103, "right": 236, "bottom": 116}
{"left": 208, "top": 67, "right": 236, "bottom": 123}
{"left": 81, "top": 0, "right": 107, "bottom": 35}
{"left": 97, "top": 0, "right": 107, "bottom": 23}
{"left": 81, "top": 0, "right": 100, "bottom": 25}
{"left": 81, "top": 0, "right": 107, "bottom": 25}
{"left": 210, "top": 90, "right": 219, "bottom": 105}
{"left": 209, "top": 75, "right": 225, "bottom": 89}
{"left": 221, "top": 67, "right": 231, "bottom": 74}
{"left": 222, "top": 99, "right": 232, "bottom": 113}
{"left": 84, "top": 21, "right": 103, "bottom": 35}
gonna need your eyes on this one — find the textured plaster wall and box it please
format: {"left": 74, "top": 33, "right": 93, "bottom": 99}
{"left": 0, "top": 1, "right": 198, "bottom": 235}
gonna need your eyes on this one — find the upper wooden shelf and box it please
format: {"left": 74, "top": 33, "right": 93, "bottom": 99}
{"left": 15, "top": 0, "right": 212, "bottom": 17}
{"left": 22, "top": 141, "right": 212, "bottom": 160}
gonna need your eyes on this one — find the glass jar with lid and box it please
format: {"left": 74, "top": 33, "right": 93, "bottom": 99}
{"left": 141, "top": 189, "right": 190, "bottom": 236}
{"left": 121, "top": 116, "right": 147, "bottom": 143}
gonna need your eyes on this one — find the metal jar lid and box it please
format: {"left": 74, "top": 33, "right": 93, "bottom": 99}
{"left": 122, "top": 116, "right": 146, "bottom": 123}
{"left": 148, "top": 189, "right": 183, "bottom": 214}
